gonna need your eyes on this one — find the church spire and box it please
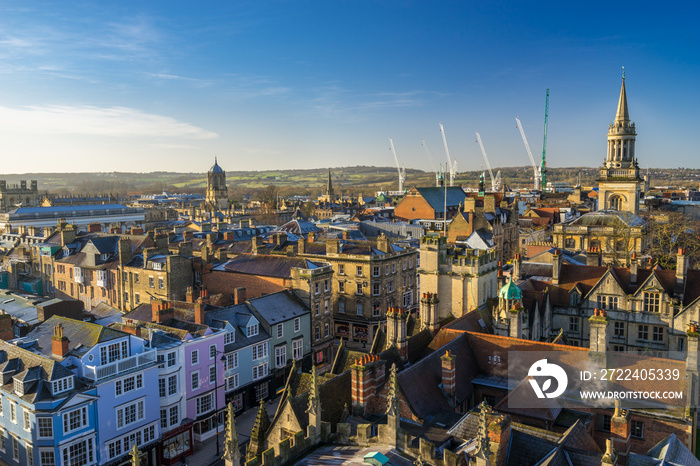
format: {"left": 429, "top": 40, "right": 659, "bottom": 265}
{"left": 615, "top": 71, "right": 630, "bottom": 124}
{"left": 326, "top": 169, "right": 334, "bottom": 197}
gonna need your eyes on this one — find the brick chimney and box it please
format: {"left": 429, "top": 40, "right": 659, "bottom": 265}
{"left": 223, "top": 231, "right": 235, "bottom": 241}
{"left": 151, "top": 299, "right": 173, "bottom": 323}
{"left": 298, "top": 238, "right": 306, "bottom": 254}
{"left": 307, "top": 232, "right": 315, "bottom": 243}
{"left": 586, "top": 246, "right": 601, "bottom": 266}
{"left": 131, "top": 226, "right": 144, "bottom": 235}
{"left": 675, "top": 248, "right": 689, "bottom": 300}
{"left": 52, "top": 324, "right": 70, "bottom": 358}
{"left": 121, "top": 323, "right": 142, "bottom": 338}
{"left": 610, "top": 399, "right": 631, "bottom": 462}
{"left": 350, "top": 355, "right": 384, "bottom": 416}
{"left": 488, "top": 413, "right": 512, "bottom": 466}
{"left": 183, "top": 231, "right": 193, "bottom": 241}
{"left": 441, "top": 350, "right": 456, "bottom": 399}
{"left": 88, "top": 222, "right": 101, "bottom": 233}
{"left": 233, "top": 287, "right": 246, "bottom": 305}
{"left": 195, "top": 298, "right": 206, "bottom": 325}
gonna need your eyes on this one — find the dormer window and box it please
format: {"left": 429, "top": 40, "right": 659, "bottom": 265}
{"left": 52, "top": 376, "right": 74, "bottom": 395}
{"left": 100, "top": 253, "right": 109, "bottom": 261}
{"left": 247, "top": 323, "right": 258, "bottom": 337}
{"left": 13, "top": 379, "right": 23, "bottom": 396}
{"left": 225, "top": 331, "right": 235, "bottom": 345}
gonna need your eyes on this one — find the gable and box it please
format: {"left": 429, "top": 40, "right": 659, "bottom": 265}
{"left": 584, "top": 270, "right": 625, "bottom": 301}
{"left": 634, "top": 272, "right": 670, "bottom": 298}
{"left": 58, "top": 391, "right": 98, "bottom": 411}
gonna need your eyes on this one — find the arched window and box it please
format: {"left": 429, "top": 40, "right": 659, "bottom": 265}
{"left": 609, "top": 195, "right": 622, "bottom": 211}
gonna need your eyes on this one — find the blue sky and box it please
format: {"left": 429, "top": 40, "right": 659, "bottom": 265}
{"left": 1, "top": 1, "right": 698, "bottom": 174}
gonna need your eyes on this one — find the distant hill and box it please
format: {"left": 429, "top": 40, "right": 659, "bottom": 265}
{"left": 1, "top": 166, "right": 698, "bottom": 197}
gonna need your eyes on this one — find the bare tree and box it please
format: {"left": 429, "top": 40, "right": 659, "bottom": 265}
{"left": 645, "top": 212, "right": 700, "bottom": 269}
{"left": 255, "top": 185, "right": 278, "bottom": 212}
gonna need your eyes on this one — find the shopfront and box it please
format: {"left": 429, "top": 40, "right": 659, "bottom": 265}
{"left": 159, "top": 422, "right": 194, "bottom": 465}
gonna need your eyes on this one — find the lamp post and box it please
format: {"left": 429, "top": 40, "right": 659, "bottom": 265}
{"left": 215, "top": 351, "right": 226, "bottom": 456}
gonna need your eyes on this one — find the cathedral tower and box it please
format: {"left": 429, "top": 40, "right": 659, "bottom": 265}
{"left": 206, "top": 157, "right": 228, "bottom": 211}
{"left": 597, "top": 75, "right": 643, "bottom": 214}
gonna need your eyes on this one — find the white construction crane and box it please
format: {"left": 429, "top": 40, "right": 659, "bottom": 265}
{"left": 439, "top": 122, "right": 457, "bottom": 186}
{"left": 515, "top": 117, "right": 541, "bottom": 191}
{"left": 388, "top": 137, "right": 406, "bottom": 193}
{"left": 421, "top": 137, "right": 440, "bottom": 187}
{"left": 475, "top": 131, "right": 501, "bottom": 191}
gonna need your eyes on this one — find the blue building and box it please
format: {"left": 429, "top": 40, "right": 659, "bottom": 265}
{"left": 0, "top": 339, "right": 94, "bottom": 466}
{"left": 205, "top": 302, "right": 272, "bottom": 414}
{"left": 10, "top": 315, "right": 161, "bottom": 465}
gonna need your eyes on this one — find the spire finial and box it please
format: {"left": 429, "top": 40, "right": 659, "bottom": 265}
{"left": 622, "top": 66, "right": 625, "bottom": 79}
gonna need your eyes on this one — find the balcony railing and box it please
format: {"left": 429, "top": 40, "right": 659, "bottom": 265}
{"left": 84, "top": 348, "right": 157, "bottom": 382}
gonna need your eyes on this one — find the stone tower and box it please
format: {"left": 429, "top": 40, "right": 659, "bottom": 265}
{"left": 206, "top": 157, "right": 228, "bottom": 211}
{"left": 597, "top": 74, "right": 643, "bottom": 214}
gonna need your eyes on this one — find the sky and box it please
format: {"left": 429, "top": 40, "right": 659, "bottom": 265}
{"left": 1, "top": 1, "right": 699, "bottom": 175}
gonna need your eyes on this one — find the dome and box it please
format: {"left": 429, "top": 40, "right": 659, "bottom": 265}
{"left": 209, "top": 158, "right": 224, "bottom": 174}
{"left": 498, "top": 277, "right": 522, "bottom": 300}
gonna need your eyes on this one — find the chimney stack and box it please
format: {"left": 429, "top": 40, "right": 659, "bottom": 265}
{"left": 675, "top": 248, "right": 689, "bottom": 300}
{"left": 195, "top": 298, "right": 206, "bottom": 325}
{"left": 552, "top": 249, "right": 563, "bottom": 285}
{"left": 629, "top": 252, "right": 638, "bottom": 287}
{"left": 118, "top": 238, "right": 132, "bottom": 266}
{"left": 151, "top": 299, "right": 173, "bottom": 324}
{"left": 350, "top": 355, "right": 384, "bottom": 416}
{"left": 513, "top": 254, "right": 522, "bottom": 281}
{"left": 441, "top": 350, "right": 456, "bottom": 399}
{"left": 51, "top": 324, "right": 70, "bottom": 358}
{"left": 377, "top": 234, "right": 389, "bottom": 253}
{"left": 586, "top": 246, "right": 601, "bottom": 267}
{"left": 233, "top": 287, "right": 246, "bottom": 305}
{"left": 588, "top": 308, "right": 609, "bottom": 358}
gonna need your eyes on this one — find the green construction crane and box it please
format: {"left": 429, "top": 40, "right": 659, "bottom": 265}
{"left": 541, "top": 89, "right": 549, "bottom": 192}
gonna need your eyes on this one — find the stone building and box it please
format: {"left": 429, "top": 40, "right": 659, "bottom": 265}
{"left": 297, "top": 234, "right": 419, "bottom": 348}
{"left": 205, "top": 158, "right": 228, "bottom": 212}
{"left": 512, "top": 248, "right": 700, "bottom": 355}
{"left": 552, "top": 76, "right": 648, "bottom": 265}
{"left": 446, "top": 195, "right": 519, "bottom": 263}
{"left": 118, "top": 235, "right": 194, "bottom": 312}
{"left": 418, "top": 234, "right": 498, "bottom": 325}
{"left": 0, "top": 180, "right": 40, "bottom": 212}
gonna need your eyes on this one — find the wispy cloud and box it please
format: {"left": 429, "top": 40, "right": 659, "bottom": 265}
{"left": 145, "top": 72, "right": 213, "bottom": 87}
{"left": 0, "top": 105, "right": 217, "bottom": 139}
{"left": 309, "top": 85, "right": 445, "bottom": 117}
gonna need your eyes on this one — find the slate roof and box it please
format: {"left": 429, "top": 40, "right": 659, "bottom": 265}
{"left": 414, "top": 187, "right": 467, "bottom": 213}
{"left": 246, "top": 290, "right": 309, "bottom": 325}
{"left": 628, "top": 433, "right": 700, "bottom": 466}
{"left": 26, "top": 315, "right": 126, "bottom": 359}
{"left": 8, "top": 204, "right": 133, "bottom": 215}
{"left": 567, "top": 210, "right": 645, "bottom": 227}
{"left": 215, "top": 254, "right": 325, "bottom": 278}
